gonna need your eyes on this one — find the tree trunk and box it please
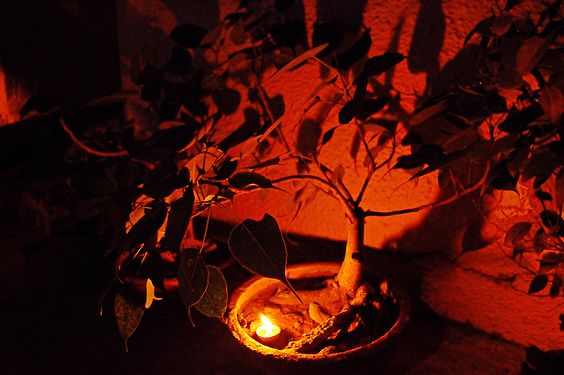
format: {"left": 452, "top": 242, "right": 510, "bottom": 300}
{"left": 337, "top": 213, "right": 365, "bottom": 298}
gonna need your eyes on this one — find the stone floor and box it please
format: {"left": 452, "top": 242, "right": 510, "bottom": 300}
{"left": 0, "top": 233, "right": 525, "bottom": 375}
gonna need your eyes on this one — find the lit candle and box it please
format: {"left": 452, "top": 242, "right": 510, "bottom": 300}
{"left": 255, "top": 314, "right": 281, "bottom": 342}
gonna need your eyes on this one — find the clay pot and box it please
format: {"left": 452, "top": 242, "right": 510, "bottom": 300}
{"left": 226, "top": 262, "right": 410, "bottom": 371}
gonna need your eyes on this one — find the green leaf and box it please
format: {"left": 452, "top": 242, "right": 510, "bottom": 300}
{"left": 143, "top": 160, "right": 179, "bottom": 199}
{"left": 504, "top": 222, "right": 532, "bottom": 246}
{"left": 267, "top": 43, "right": 329, "bottom": 81}
{"left": 228, "top": 213, "right": 301, "bottom": 302}
{"left": 194, "top": 266, "right": 228, "bottom": 318}
{"left": 114, "top": 293, "right": 145, "bottom": 352}
{"left": 162, "top": 188, "right": 195, "bottom": 251}
{"left": 528, "top": 275, "right": 548, "bottom": 294}
{"left": 229, "top": 172, "right": 274, "bottom": 189}
{"left": 178, "top": 249, "right": 209, "bottom": 325}
{"left": 124, "top": 200, "right": 168, "bottom": 250}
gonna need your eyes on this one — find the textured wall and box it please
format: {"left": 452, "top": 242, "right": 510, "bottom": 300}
{"left": 117, "top": 0, "right": 563, "bottom": 349}
{"left": 118, "top": 0, "right": 503, "bottom": 255}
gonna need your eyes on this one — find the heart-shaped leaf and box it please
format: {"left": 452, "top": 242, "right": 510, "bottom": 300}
{"left": 178, "top": 249, "right": 209, "bottom": 325}
{"left": 115, "top": 293, "right": 145, "bottom": 352}
{"left": 194, "top": 266, "right": 228, "bottom": 318}
{"left": 228, "top": 213, "right": 301, "bottom": 302}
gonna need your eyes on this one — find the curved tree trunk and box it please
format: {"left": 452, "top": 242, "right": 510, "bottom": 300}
{"left": 337, "top": 214, "right": 365, "bottom": 298}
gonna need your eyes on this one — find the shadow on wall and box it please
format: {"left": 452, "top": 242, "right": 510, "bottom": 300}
{"left": 385, "top": 37, "right": 490, "bottom": 256}
{"left": 407, "top": 0, "right": 445, "bottom": 100}
{"left": 117, "top": 0, "right": 220, "bottom": 86}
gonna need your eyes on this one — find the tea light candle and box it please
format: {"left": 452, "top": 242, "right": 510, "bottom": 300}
{"left": 255, "top": 314, "right": 281, "bottom": 343}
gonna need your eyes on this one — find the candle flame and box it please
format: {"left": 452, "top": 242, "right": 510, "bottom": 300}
{"left": 256, "top": 314, "right": 280, "bottom": 338}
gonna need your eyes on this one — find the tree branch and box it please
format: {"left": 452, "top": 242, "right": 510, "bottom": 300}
{"left": 365, "top": 163, "right": 489, "bottom": 217}
{"left": 60, "top": 118, "right": 128, "bottom": 158}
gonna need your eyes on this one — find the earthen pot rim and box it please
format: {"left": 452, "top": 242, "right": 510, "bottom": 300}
{"left": 226, "top": 262, "right": 411, "bottom": 363}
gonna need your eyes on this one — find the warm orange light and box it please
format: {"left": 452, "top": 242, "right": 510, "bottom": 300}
{"left": 256, "top": 314, "right": 281, "bottom": 339}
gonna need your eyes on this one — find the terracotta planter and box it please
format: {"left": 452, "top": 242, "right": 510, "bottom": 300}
{"left": 226, "top": 262, "right": 410, "bottom": 369}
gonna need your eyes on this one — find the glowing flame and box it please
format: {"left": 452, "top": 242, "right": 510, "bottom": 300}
{"left": 256, "top": 314, "right": 280, "bottom": 339}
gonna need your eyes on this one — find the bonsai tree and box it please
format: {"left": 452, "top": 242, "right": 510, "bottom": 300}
{"left": 394, "top": 0, "right": 563, "bottom": 323}
{"left": 20, "top": 0, "right": 495, "bottom": 353}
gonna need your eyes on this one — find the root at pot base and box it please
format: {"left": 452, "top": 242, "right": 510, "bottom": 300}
{"left": 228, "top": 263, "right": 410, "bottom": 363}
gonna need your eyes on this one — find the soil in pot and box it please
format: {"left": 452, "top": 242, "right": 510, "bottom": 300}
{"left": 229, "top": 263, "right": 406, "bottom": 359}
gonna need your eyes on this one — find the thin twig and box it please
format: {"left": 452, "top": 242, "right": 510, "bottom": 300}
{"left": 60, "top": 118, "right": 128, "bottom": 158}
{"left": 365, "top": 163, "right": 490, "bottom": 217}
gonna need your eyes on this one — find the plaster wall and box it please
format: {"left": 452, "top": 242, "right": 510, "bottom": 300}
{"left": 118, "top": 0, "right": 506, "bottom": 255}
{"left": 117, "top": 0, "right": 561, "bottom": 350}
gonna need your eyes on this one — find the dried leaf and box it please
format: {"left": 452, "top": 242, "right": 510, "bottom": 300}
{"left": 115, "top": 293, "right": 144, "bottom": 352}
{"left": 178, "top": 249, "right": 209, "bottom": 325}
{"left": 228, "top": 213, "right": 301, "bottom": 301}
{"left": 145, "top": 278, "right": 163, "bottom": 309}
{"left": 194, "top": 266, "right": 228, "bottom": 318}
{"left": 308, "top": 302, "right": 331, "bottom": 324}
